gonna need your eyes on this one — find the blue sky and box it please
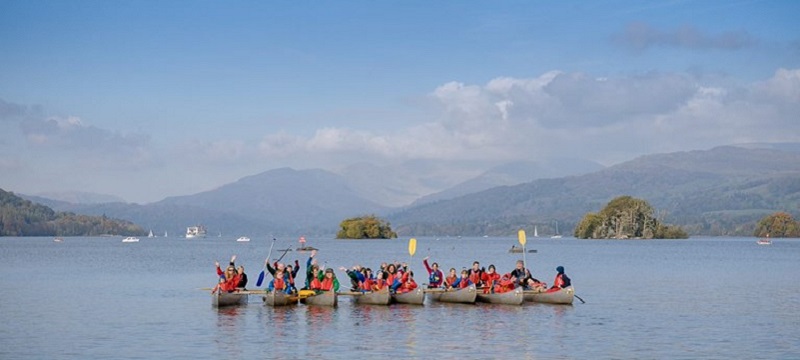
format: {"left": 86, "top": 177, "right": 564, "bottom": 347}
{"left": 1, "top": 1, "right": 799, "bottom": 203}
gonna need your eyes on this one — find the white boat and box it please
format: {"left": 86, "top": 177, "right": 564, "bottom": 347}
{"left": 534, "top": 226, "right": 539, "bottom": 237}
{"left": 148, "top": 229, "right": 154, "bottom": 238}
{"left": 757, "top": 238, "right": 772, "bottom": 245}
{"left": 122, "top": 236, "right": 140, "bottom": 243}
{"left": 164, "top": 231, "right": 168, "bottom": 238}
{"left": 185, "top": 225, "right": 207, "bottom": 239}
{"left": 236, "top": 236, "right": 250, "bottom": 242}
{"left": 551, "top": 221, "right": 562, "bottom": 238}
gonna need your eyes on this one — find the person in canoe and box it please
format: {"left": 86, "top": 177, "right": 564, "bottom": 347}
{"left": 422, "top": 256, "right": 444, "bottom": 288}
{"left": 480, "top": 264, "right": 501, "bottom": 293}
{"left": 467, "top": 261, "right": 484, "bottom": 287}
{"left": 212, "top": 255, "right": 242, "bottom": 293}
{"left": 303, "top": 250, "right": 320, "bottom": 290}
{"left": 443, "top": 268, "right": 458, "bottom": 289}
{"left": 341, "top": 265, "right": 372, "bottom": 292}
{"left": 284, "top": 260, "right": 300, "bottom": 293}
{"left": 451, "top": 269, "right": 474, "bottom": 289}
{"left": 311, "top": 268, "right": 340, "bottom": 292}
{"left": 510, "top": 260, "right": 546, "bottom": 290}
{"left": 268, "top": 268, "right": 292, "bottom": 294}
{"left": 547, "top": 266, "right": 571, "bottom": 292}
{"left": 236, "top": 265, "right": 248, "bottom": 289}
{"left": 392, "top": 270, "right": 418, "bottom": 294}
{"left": 490, "top": 273, "right": 516, "bottom": 294}
{"left": 385, "top": 263, "right": 401, "bottom": 290}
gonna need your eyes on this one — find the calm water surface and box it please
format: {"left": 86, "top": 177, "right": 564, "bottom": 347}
{"left": 1, "top": 236, "right": 798, "bottom": 359}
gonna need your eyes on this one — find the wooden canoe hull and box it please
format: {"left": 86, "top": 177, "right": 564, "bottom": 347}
{"left": 301, "top": 291, "right": 338, "bottom": 307}
{"left": 524, "top": 286, "right": 574, "bottom": 305}
{"left": 263, "top": 291, "right": 298, "bottom": 307}
{"left": 391, "top": 288, "right": 424, "bottom": 305}
{"left": 354, "top": 288, "right": 391, "bottom": 305}
{"left": 427, "top": 285, "right": 477, "bottom": 304}
{"left": 475, "top": 288, "right": 524, "bottom": 305}
{"left": 212, "top": 291, "right": 248, "bottom": 308}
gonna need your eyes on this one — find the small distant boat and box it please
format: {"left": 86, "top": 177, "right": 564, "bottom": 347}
{"left": 53, "top": 237, "right": 64, "bottom": 243}
{"left": 164, "top": 231, "right": 168, "bottom": 238}
{"left": 186, "top": 225, "right": 207, "bottom": 239}
{"left": 524, "top": 286, "right": 575, "bottom": 305}
{"left": 148, "top": 229, "right": 154, "bottom": 238}
{"left": 296, "top": 235, "right": 318, "bottom": 251}
{"left": 212, "top": 290, "right": 249, "bottom": 308}
{"left": 508, "top": 245, "right": 536, "bottom": 253}
{"left": 757, "top": 238, "right": 772, "bottom": 245}
{"left": 391, "top": 288, "right": 425, "bottom": 305}
{"left": 550, "top": 221, "right": 562, "bottom": 238}
{"left": 122, "top": 237, "right": 140, "bottom": 243}
{"left": 475, "top": 287, "right": 524, "bottom": 305}
{"left": 534, "top": 226, "right": 539, "bottom": 237}
{"left": 236, "top": 236, "right": 250, "bottom": 242}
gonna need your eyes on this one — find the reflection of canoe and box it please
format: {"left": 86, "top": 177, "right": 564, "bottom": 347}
{"left": 352, "top": 288, "right": 391, "bottom": 305}
{"left": 391, "top": 288, "right": 425, "bottom": 305}
{"left": 427, "top": 285, "right": 477, "bottom": 304}
{"left": 475, "top": 287, "right": 524, "bottom": 305}
{"left": 301, "top": 290, "right": 337, "bottom": 307}
{"left": 296, "top": 246, "right": 318, "bottom": 251}
{"left": 525, "top": 286, "right": 575, "bottom": 305}
{"left": 263, "top": 291, "right": 298, "bottom": 307}
{"left": 212, "top": 290, "right": 249, "bottom": 308}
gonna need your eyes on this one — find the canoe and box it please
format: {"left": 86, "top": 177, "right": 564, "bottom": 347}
{"left": 475, "top": 287, "right": 524, "bottom": 305}
{"left": 353, "top": 287, "right": 391, "bottom": 305}
{"left": 509, "top": 247, "right": 537, "bottom": 253}
{"left": 212, "top": 290, "right": 248, "bottom": 308}
{"left": 524, "top": 286, "right": 575, "bottom": 305}
{"left": 301, "top": 290, "right": 338, "bottom": 307}
{"left": 391, "top": 287, "right": 425, "bottom": 305}
{"left": 296, "top": 246, "right": 318, "bottom": 251}
{"left": 427, "top": 285, "right": 477, "bottom": 304}
{"left": 263, "top": 290, "right": 298, "bottom": 307}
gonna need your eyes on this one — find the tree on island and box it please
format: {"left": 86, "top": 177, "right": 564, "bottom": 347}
{"left": 574, "top": 195, "right": 687, "bottom": 239}
{"left": 336, "top": 215, "right": 398, "bottom": 239}
{"left": 755, "top": 212, "right": 799, "bottom": 238}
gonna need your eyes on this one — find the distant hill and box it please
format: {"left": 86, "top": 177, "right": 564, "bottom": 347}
{"left": 23, "top": 144, "right": 800, "bottom": 237}
{"left": 411, "top": 158, "right": 604, "bottom": 206}
{"left": 34, "top": 191, "right": 125, "bottom": 204}
{"left": 387, "top": 146, "right": 800, "bottom": 237}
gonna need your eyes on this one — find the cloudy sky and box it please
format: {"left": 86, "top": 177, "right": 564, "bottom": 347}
{"left": 1, "top": 1, "right": 799, "bottom": 204}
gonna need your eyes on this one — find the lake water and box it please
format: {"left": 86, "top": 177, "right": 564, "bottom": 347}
{"left": 1, "top": 236, "right": 798, "bottom": 359}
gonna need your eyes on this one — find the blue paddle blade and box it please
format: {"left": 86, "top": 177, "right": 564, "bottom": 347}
{"left": 256, "top": 270, "right": 265, "bottom": 287}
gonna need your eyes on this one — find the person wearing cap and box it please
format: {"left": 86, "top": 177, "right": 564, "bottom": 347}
{"left": 549, "top": 266, "right": 571, "bottom": 291}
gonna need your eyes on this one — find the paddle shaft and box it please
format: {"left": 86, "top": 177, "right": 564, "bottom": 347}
{"left": 575, "top": 294, "right": 586, "bottom": 304}
{"left": 256, "top": 238, "right": 276, "bottom": 287}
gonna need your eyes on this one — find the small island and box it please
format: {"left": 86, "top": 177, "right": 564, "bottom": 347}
{"left": 574, "top": 195, "right": 688, "bottom": 239}
{"left": 336, "top": 214, "right": 397, "bottom": 239}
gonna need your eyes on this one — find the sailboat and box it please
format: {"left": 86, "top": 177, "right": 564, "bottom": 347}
{"left": 551, "top": 221, "right": 562, "bottom": 239}
{"left": 148, "top": 229, "right": 155, "bottom": 238}
{"left": 534, "top": 226, "right": 539, "bottom": 237}
{"left": 164, "top": 231, "right": 168, "bottom": 238}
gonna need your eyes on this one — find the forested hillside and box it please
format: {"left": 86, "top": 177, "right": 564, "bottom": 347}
{"left": 0, "top": 189, "right": 144, "bottom": 236}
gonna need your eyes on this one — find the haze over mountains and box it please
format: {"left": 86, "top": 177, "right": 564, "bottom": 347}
{"left": 21, "top": 144, "right": 800, "bottom": 238}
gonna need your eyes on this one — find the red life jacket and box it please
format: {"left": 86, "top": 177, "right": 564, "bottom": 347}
{"left": 372, "top": 278, "right": 386, "bottom": 291}
{"left": 554, "top": 274, "right": 565, "bottom": 288}
{"left": 361, "top": 278, "right": 374, "bottom": 291}
{"left": 444, "top": 275, "right": 458, "bottom": 287}
{"left": 458, "top": 277, "right": 471, "bottom": 289}
{"left": 468, "top": 270, "right": 482, "bottom": 287}
{"left": 310, "top": 278, "right": 322, "bottom": 290}
{"left": 220, "top": 274, "right": 241, "bottom": 292}
{"left": 273, "top": 277, "right": 286, "bottom": 290}
{"left": 319, "top": 277, "right": 334, "bottom": 291}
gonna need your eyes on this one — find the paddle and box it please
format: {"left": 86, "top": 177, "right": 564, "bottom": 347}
{"left": 408, "top": 238, "right": 417, "bottom": 264}
{"left": 575, "top": 294, "right": 586, "bottom": 304}
{"left": 518, "top": 229, "right": 527, "bottom": 270}
{"left": 275, "top": 247, "right": 292, "bottom": 263}
{"left": 256, "top": 238, "right": 276, "bottom": 287}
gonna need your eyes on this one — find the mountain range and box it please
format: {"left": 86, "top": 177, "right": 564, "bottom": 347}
{"left": 21, "top": 144, "right": 800, "bottom": 238}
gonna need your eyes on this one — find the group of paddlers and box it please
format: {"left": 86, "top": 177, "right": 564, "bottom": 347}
{"left": 422, "top": 257, "right": 571, "bottom": 294}
{"left": 213, "top": 251, "right": 571, "bottom": 295}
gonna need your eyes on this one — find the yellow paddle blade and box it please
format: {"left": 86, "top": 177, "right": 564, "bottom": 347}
{"left": 409, "top": 238, "right": 417, "bottom": 256}
{"left": 298, "top": 289, "right": 316, "bottom": 297}
{"left": 518, "top": 229, "right": 527, "bottom": 246}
